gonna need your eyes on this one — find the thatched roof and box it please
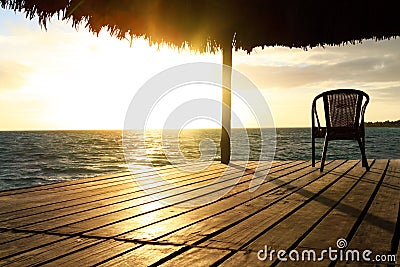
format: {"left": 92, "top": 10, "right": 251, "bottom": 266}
{"left": 2, "top": 0, "right": 400, "bottom": 52}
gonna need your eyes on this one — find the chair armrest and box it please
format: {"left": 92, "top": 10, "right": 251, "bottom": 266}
{"left": 360, "top": 97, "right": 369, "bottom": 127}
{"left": 312, "top": 102, "right": 321, "bottom": 129}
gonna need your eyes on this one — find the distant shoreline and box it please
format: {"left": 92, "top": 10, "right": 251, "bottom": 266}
{"left": 365, "top": 120, "right": 400, "bottom": 128}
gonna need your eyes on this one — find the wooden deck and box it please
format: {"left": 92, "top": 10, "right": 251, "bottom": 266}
{"left": 0, "top": 160, "right": 398, "bottom": 266}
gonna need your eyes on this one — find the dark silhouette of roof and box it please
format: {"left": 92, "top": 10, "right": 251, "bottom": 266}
{"left": 2, "top": 0, "right": 399, "bottom": 52}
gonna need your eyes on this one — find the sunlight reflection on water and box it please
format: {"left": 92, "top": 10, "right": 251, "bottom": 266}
{"left": 0, "top": 128, "right": 398, "bottom": 191}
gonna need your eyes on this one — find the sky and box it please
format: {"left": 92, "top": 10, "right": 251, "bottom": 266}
{"left": 0, "top": 8, "right": 399, "bottom": 130}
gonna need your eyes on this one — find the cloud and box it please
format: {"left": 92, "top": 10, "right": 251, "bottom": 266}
{"left": 0, "top": 61, "right": 30, "bottom": 90}
{"left": 368, "top": 86, "right": 400, "bottom": 102}
{"left": 331, "top": 56, "right": 400, "bottom": 82}
{"left": 235, "top": 39, "right": 400, "bottom": 90}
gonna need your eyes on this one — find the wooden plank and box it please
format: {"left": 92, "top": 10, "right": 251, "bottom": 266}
{"left": 97, "top": 244, "right": 185, "bottom": 267}
{"left": 157, "top": 247, "right": 231, "bottom": 267}
{"left": 0, "top": 172, "right": 132, "bottom": 198}
{"left": 146, "top": 160, "right": 354, "bottom": 265}
{"left": 0, "top": 160, "right": 397, "bottom": 267}
{"left": 0, "top": 185, "right": 137, "bottom": 224}
{"left": 220, "top": 250, "right": 272, "bottom": 267}
{"left": 294, "top": 160, "right": 387, "bottom": 247}
{"left": 219, "top": 160, "right": 377, "bottom": 266}
{"left": 0, "top": 164, "right": 194, "bottom": 213}
{"left": 0, "top": 233, "right": 66, "bottom": 262}
{"left": 0, "top": 160, "right": 225, "bottom": 197}
{"left": 0, "top": 166, "right": 225, "bottom": 227}
{"left": 347, "top": 159, "right": 400, "bottom": 251}
{"left": 0, "top": 161, "right": 248, "bottom": 223}
{"left": 0, "top": 161, "right": 231, "bottom": 214}
{"left": 335, "top": 159, "right": 400, "bottom": 266}
{"left": 273, "top": 159, "right": 389, "bottom": 266}
{"left": 185, "top": 160, "right": 352, "bottom": 250}
{"left": 131, "top": 160, "right": 345, "bottom": 266}
{"left": 73, "top": 161, "right": 306, "bottom": 238}
{"left": 0, "top": 161, "right": 258, "bottom": 228}
{"left": 0, "top": 236, "right": 103, "bottom": 266}
{"left": 38, "top": 239, "right": 139, "bottom": 266}
{"left": 246, "top": 160, "right": 376, "bottom": 250}
{"left": 21, "top": 161, "right": 293, "bottom": 235}
{"left": 82, "top": 161, "right": 308, "bottom": 239}
{"left": 116, "top": 161, "right": 322, "bottom": 243}
{"left": 0, "top": 179, "right": 135, "bottom": 214}
{"left": 0, "top": 171, "right": 131, "bottom": 197}
{"left": 0, "top": 231, "right": 33, "bottom": 246}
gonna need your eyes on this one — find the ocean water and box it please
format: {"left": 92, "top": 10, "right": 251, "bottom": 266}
{"left": 0, "top": 128, "right": 399, "bottom": 191}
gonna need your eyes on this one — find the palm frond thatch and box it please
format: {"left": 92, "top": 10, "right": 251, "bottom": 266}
{"left": 2, "top": 0, "right": 399, "bottom": 52}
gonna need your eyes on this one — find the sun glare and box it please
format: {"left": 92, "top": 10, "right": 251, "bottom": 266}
{"left": 50, "top": 35, "right": 223, "bottom": 130}
{"left": 1, "top": 8, "right": 399, "bottom": 130}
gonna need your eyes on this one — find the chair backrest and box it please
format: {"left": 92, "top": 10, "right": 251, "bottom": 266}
{"left": 313, "top": 89, "right": 369, "bottom": 129}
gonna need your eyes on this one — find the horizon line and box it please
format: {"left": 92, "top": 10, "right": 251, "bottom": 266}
{"left": 0, "top": 127, "right": 312, "bottom": 132}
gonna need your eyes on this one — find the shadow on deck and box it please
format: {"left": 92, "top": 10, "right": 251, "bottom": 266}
{"left": 0, "top": 160, "right": 398, "bottom": 266}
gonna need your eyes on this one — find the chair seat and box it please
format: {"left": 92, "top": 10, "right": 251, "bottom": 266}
{"left": 313, "top": 127, "right": 364, "bottom": 140}
{"left": 313, "top": 127, "right": 326, "bottom": 138}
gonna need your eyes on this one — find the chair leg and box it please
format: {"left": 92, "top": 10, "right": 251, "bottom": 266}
{"left": 320, "top": 137, "right": 328, "bottom": 172}
{"left": 357, "top": 138, "right": 369, "bottom": 170}
{"left": 312, "top": 136, "right": 315, "bottom": 167}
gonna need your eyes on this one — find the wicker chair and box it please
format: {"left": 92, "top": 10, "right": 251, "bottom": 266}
{"left": 312, "top": 89, "right": 369, "bottom": 171}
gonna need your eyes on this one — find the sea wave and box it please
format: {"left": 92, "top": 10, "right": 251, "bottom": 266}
{"left": 0, "top": 128, "right": 399, "bottom": 191}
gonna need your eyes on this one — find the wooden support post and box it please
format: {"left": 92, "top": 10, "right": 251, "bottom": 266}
{"left": 221, "top": 41, "right": 232, "bottom": 164}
